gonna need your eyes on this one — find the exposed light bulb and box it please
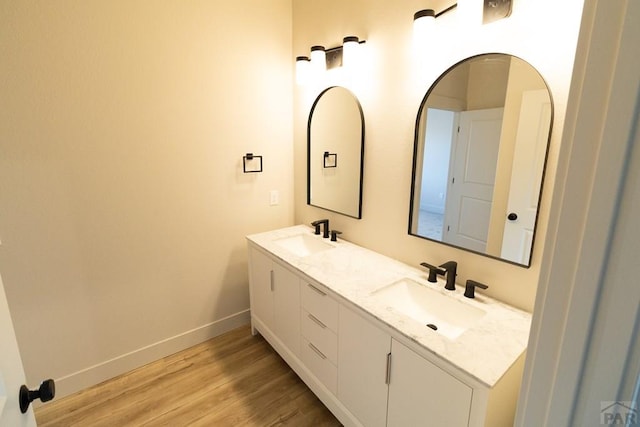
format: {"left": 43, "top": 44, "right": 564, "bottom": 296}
{"left": 310, "top": 45, "right": 326, "bottom": 75}
{"left": 342, "top": 36, "right": 360, "bottom": 69}
{"left": 413, "top": 9, "right": 435, "bottom": 45}
{"left": 295, "top": 56, "right": 310, "bottom": 85}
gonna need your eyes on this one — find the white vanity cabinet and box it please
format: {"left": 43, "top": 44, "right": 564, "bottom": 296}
{"left": 248, "top": 246, "right": 300, "bottom": 356}
{"left": 387, "top": 339, "right": 472, "bottom": 427}
{"left": 338, "top": 305, "right": 391, "bottom": 427}
{"left": 338, "top": 304, "right": 472, "bottom": 427}
{"left": 300, "top": 281, "right": 339, "bottom": 394}
{"left": 247, "top": 228, "right": 529, "bottom": 427}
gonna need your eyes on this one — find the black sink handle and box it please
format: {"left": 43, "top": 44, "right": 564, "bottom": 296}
{"left": 464, "top": 280, "right": 489, "bottom": 299}
{"left": 420, "top": 262, "right": 445, "bottom": 283}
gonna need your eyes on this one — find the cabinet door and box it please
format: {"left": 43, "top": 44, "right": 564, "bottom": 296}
{"left": 387, "top": 339, "right": 472, "bottom": 427}
{"left": 249, "top": 247, "right": 274, "bottom": 329}
{"left": 338, "top": 305, "right": 391, "bottom": 427}
{"left": 272, "top": 262, "right": 300, "bottom": 356}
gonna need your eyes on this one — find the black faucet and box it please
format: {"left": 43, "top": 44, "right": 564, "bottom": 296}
{"left": 330, "top": 230, "right": 342, "bottom": 242}
{"left": 419, "top": 262, "right": 445, "bottom": 283}
{"left": 438, "top": 261, "right": 457, "bottom": 291}
{"left": 464, "top": 280, "right": 489, "bottom": 298}
{"left": 311, "top": 219, "right": 330, "bottom": 238}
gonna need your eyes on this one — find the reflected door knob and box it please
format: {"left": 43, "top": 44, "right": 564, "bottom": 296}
{"left": 19, "top": 379, "right": 55, "bottom": 413}
{"left": 507, "top": 213, "right": 518, "bottom": 221}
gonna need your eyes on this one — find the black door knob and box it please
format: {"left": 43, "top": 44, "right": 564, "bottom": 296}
{"left": 507, "top": 212, "right": 518, "bottom": 221}
{"left": 19, "top": 379, "right": 55, "bottom": 413}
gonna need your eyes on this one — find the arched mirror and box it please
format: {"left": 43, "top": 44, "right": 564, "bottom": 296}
{"left": 308, "top": 86, "right": 365, "bottom": 219}
{"left": 409, "top": 54, "right": 553, "bottom": 267}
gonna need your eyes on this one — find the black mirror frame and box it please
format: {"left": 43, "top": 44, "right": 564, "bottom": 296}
{"left": 408, "top": 53, "right": 555, "bottom": 268}
{"left": 307, "top": 86, "right": 366, "bottom": 219}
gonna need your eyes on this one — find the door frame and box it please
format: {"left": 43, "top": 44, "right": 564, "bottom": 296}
{"left": 0, "top": 273, "right": 37, "bottom": 426}
{"left": 516, "top": 0, "right": 640, "bottom": 425}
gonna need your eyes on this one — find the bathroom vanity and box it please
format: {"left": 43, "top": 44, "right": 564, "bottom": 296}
{"left": 247, "top": 225, "right": 531, "bottom": 427}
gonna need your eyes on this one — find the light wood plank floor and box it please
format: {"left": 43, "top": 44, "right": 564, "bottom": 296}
{"left": 35, "top": 325, "right": 342, "bottom": 426}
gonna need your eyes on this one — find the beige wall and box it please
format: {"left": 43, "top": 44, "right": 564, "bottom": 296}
{"left": 0, "top": 0, "right": 587, "bottom": 400}
{"left": 293, "top": 0, "right": 585, "bottom": 312}
{"left": 466, "top": 55, "right": 509, "bottom": 110}
{"left": 0, "top": 0, "right": 293, "bottom": 396}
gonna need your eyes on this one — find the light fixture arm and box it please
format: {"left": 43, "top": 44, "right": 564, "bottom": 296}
{"left": 435, "top": 3, "right": 457, "bottom": 18}
{"left": 414, "top": 3, "right": 457, "bottom": 21}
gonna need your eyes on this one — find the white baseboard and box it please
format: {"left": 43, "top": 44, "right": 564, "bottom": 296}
{"left": 53, "top": 310, "right": 251, "bottom": 400}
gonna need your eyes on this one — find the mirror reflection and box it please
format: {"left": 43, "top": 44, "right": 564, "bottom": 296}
{"left": 409, "top": 54, "right": 553, "bottom": 266}
{"left": 308, "top": 86, "right": 364, "bottom": 219}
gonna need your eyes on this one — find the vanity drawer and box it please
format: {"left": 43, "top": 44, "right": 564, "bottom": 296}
{"left": 301, "top": 310, "right": 338, "bottom": 365}
{"left": 301, "top": 338, "right": 337, "bottom": 395}
{"left": 301, "top": 282, "right": 338, "bottom": 331}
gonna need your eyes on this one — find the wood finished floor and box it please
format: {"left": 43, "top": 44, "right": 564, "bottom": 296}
{"left": 35, "top": 325, "right": 342, "bottom": 426}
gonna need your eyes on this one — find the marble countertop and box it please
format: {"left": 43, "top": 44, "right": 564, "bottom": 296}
{"left": 247, "top": 224, "right": 531, "bottom": 387}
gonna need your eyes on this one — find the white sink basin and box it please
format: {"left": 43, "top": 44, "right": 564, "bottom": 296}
{"left": 371, "top": 278, "right": 486, "bottom": 340}
{"left": 274, "top": 234, "right": 334, "bottom": 257}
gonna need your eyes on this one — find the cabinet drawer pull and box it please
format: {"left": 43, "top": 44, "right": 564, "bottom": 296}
{"left": 307, "top": 283, "right": 326, "bottom": 296}
{"left": 307, "top": 313, "right": 327, "bottom": 329}
{"left": 270, "top": 270, "right": 274, "bottom": 291}
{"left": 385, "top": 352, "right": 392, "bottom": 384}
{"left": 308, "top": 342, "right": 327, "bottom": 360}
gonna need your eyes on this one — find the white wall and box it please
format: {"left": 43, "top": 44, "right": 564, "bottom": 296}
{"left": 0, "top": 0, "right": 293, "bottom": 397}
{"left": 293, "top": 0, "right": 585, "bottom": 311}
{"left": 420, "top": 109, "right": 454, "bottom": 214}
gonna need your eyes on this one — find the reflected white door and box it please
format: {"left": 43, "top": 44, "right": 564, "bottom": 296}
{"left": 501, "top": 90, "right": 552, "bottom": 264}
{"left": 0, "top": 273, "right": 36, "bottom": 427}
{"left": 444, "top": 108, "right": 504, "bottom": 252}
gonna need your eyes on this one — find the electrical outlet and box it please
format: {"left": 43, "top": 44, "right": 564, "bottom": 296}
{"left": 270, "top": 190, "right": 279, "bottom": 206}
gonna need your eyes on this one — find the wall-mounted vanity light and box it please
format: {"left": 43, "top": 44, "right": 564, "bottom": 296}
{"left": 296, "top": 56, "right": 310, "bottom": 85}
{"left": 414, "top": 0, "right": 511, "bottom": 33}
{"left": 341, "top": 36, "right": 360, "bottom": 69}
{"left": 295, "top": 36, "right": 366, "bottom": 85}
{"left": 413, "top": 5, "right": 456, "bottom": 43}
{"left": 413, "top": 9, "right": 435, "bottom": 42}
{"left": 310, "top": 45, "right": 327, "bottom": 74}
{"left": 242, "top": 153, "right": 263, "bottom": 173}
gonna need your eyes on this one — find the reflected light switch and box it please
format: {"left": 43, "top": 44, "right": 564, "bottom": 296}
{"left": 270, "top": 190, "right": 279, "bottom": 206}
